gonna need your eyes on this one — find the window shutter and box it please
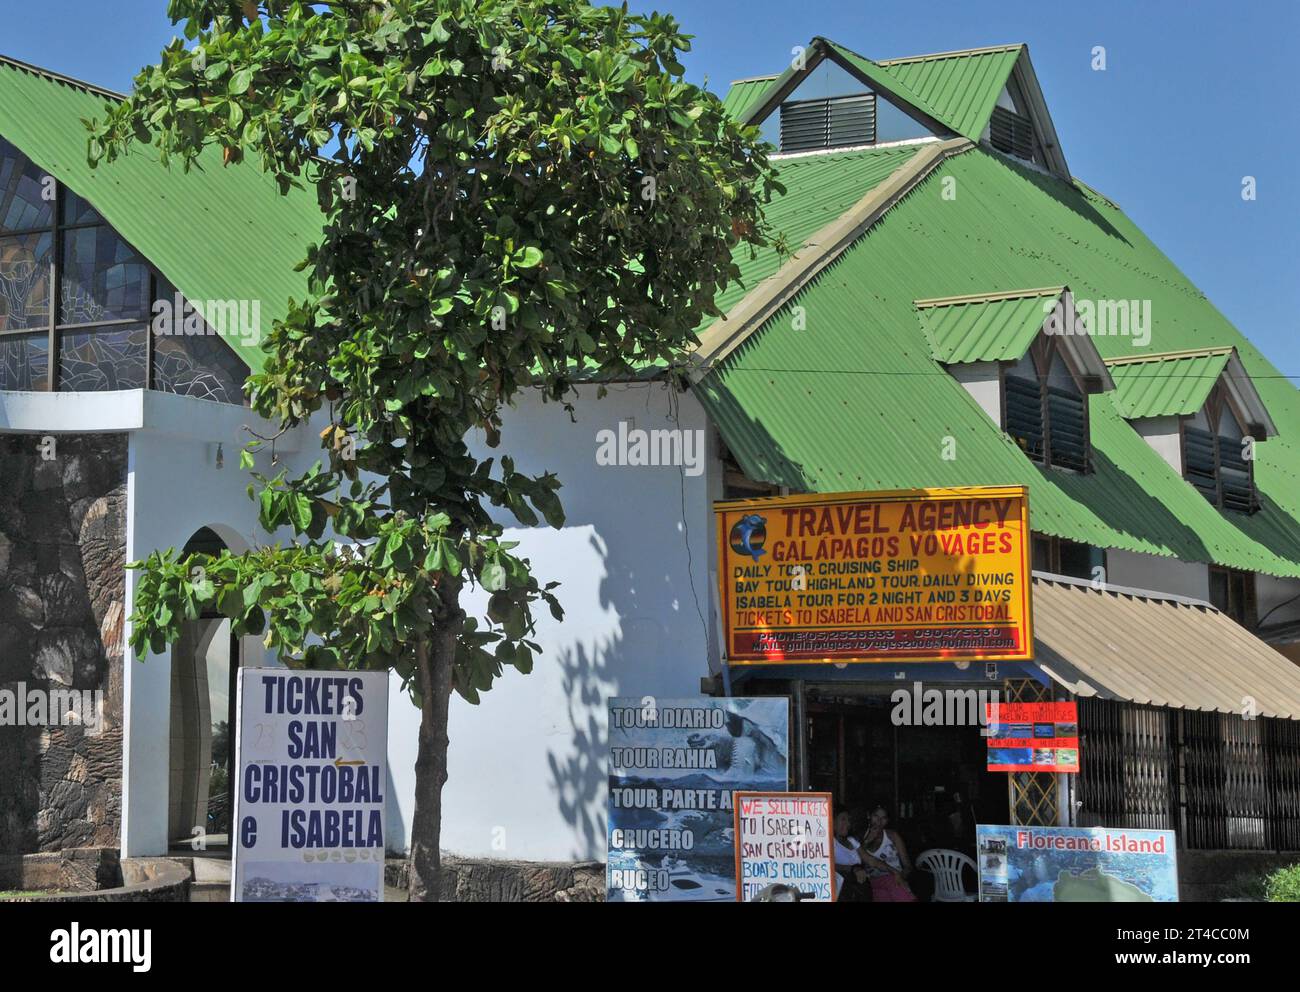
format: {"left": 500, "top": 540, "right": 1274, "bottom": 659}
{"left": 989, "top": 106, "right": 1035, "bottom": 161}
{"left": 1046, "top": 386, "right": 1088, "bottom": 471}
{"left": 1183, "top": 426, "right": 1219, "bottom": 503}
{"left": 780, "top": 94, "right": 876, "bottom": 153}
{"left": 1005, "top": 374, "right": 1044, "bottom": 462}
{"left": 1218, "top": 436, "right": 1255, "bottom": 513}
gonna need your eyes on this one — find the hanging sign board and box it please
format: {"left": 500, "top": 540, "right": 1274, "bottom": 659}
{"left": 976, "top": 824, "right": 1178, "bottom": 902}
{"left": 986, "top": 700, "right": 1079, "bottom": 772}
{"left": 715, "top": 486, "right": 1033, "bottom": 664}
{"left": 231, "top": 668, "right": 389, "bottom": 902}
{"left": 733, "top": 791, "right": 835, "bottom": 902}
{"left": 606, "top": 696, "right": 790, "bottom": 902}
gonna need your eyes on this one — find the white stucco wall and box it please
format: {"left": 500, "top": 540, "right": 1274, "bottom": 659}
{"left": 116, "top": 391, "right": 315, "bottom": 856}
{"left": 1105, "top": 548, "right": 1210, "bottom": 601}
{"left": 385, "top": 382, "right": 720, "bottom": 861}
{"left": 1132, "top": 416, "right": 1183, "bottom": 474}
{"left": 947, "top": 361, "right": 1002, "bottom": 425}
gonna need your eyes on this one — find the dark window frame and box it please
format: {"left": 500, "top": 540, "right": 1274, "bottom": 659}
{"left": 1032, "top": 533, "right": 1105, "bottom": 581}
{"left": 1208, "top": 565, "right": 1257, "bottom": 627}
{"left": 1000, "top": 334, "right": 1092, "bottom": 473}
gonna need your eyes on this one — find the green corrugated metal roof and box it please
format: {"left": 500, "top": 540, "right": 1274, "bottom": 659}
{"left": 1105, "top": 348, "right": 1234, "bottom": 419}
{"left": 916, "top": 286, "right": 1063, "bottom": 364}
{"left": 874, "top": 47, "right": 1022, "bottom": 141}
{"left": 721, "top": 76, "right": 776, "bottom": 123}
{"left": 696, "top": 147, "right": 1300, "bottom": 578}
{"left": 0, "top": 55, "right": 322, "bottom": 373}
{"left": 706, "top": 144, "right": 923, "bottom": 322}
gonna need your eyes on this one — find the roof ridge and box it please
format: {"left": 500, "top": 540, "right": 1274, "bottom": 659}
{"left": 1105, "top": 345, "right": 1236, "bottom": 366}
{"left": 729, "top": 73, "right": 779, "bottom": 85}
{"left": 0, "top": 53, "right": 126, "bottom": 101}
{"left": 877, "top": 43, "right": 1024, "bottom": 66}
{"left": 691, "top": 137, "right": 975, "bottom": 373}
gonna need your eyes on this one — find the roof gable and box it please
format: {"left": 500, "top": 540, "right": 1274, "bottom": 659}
{"left": 874, "top": 46, "right": 1023, "bottom": 141}
{"left": 1106, "top": 347, "right": 1278, "bottom": 436}
{"left": 723, "top": 39, "right": 1069, "bottom": 177}
{"left": 917, "top": 286, "right": 1113, "bottom": 388}
{"left": 0, "top": 54, "right": 323, "bottom": 374}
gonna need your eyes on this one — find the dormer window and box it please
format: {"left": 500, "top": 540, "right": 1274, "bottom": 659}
{"left": 1004, "top": 342, "right": 1088, "bottom": 471}
{"left": 1104, "top": 347, "right": 1276, "bottom": 516}
{"left": 915, "top": 286, "right": 1112, "bottom": 475}
{"left": 748, "top": 48, "right": 939, "bottom": 155}
{"left": 1183, "top": 384, "right": 1256, "bottom": 513}
{"left": 988, "top": 77, "right": 1040, "bottom": 163}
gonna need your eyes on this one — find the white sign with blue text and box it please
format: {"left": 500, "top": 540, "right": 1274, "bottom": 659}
{"left": 231, "top": 668, "right": 389, "bottom": 902}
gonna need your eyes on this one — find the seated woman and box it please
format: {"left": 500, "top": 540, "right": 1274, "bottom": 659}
{"left": 860, "top": 805, "right": 917, "bottom": 902}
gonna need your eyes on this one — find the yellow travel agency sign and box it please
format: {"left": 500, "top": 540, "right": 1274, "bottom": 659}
{"left": 715, "top": 486, "right": 1033, "bottom": 665}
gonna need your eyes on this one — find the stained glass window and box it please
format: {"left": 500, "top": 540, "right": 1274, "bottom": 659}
{"left": 61, "top": 225, "right": 149, "bottom": 324}
{"left": 58, "top": 323, "right": 147, "bottom": 391}
{"left": 0, "top": 231, "right": 52, "bottom": 331}
{"left": 0, "top": 331, "right": 49, "bottom": 391}
{"left": 61, "top": 188, "right": 102, "bottom": 227}
{"left": 0, "top": 138, "right": 247, "bottom": 401}
{"left": 153, "top": 331, "right": 249, "bottom": 404}
{"left": 0, "top": 137, "right": 54, "bottom": 233}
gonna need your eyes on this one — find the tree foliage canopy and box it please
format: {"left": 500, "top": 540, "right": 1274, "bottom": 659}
{"left": 93, "top": 0, "right": 780, "bottom": 703}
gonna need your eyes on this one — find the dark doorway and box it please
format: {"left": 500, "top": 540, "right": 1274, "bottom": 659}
{"left": 804, "top": 685, "right": 1006, "bottom": 861}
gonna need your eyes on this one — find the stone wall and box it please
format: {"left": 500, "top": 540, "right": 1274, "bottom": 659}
{"left": 385, "top": 855, "right": 605, "bottom": 902}
{"left": 0, "top": 433, "right": 127, "bottom": 854}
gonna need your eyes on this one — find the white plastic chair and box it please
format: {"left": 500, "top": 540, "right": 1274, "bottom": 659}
{"left": 916, "top": 849, "right": 977, "bottom": 902}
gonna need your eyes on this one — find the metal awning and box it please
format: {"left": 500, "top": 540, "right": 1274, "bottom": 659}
{"left": 1031, "top": 572, "right": 1300, "bottom": 720}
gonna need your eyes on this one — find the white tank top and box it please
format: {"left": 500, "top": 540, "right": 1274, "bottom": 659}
{"left": 867, "top": 830, "right": 901, "bottom": 870}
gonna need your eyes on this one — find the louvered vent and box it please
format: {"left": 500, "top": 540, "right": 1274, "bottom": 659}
{"left": 989, "top": 105, "right": 1035, "bottom": 161}
{"left": 779, "top": 94, "right": 876, "bottom": 153}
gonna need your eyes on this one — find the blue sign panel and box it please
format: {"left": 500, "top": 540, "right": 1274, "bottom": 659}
{"left": 976, "top": 824, "right": 1178, "bottom": 902}
{"left": 607, "top": 696, "right": 789, "bottom": 902}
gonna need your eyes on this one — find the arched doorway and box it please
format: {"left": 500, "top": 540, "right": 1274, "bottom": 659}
{"left": 168, "top": 527, "right": 240, "bottom": 849}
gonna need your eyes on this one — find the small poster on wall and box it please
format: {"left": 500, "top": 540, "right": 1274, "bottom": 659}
{"left": 733, "top": 791, "right": 835, "bottom": 902}
{"left": 985, "top": 701, "right": 1079, "bottom": 772}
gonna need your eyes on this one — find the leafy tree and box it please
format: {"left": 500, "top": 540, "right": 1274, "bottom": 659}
{"left": 92, "top": 0, "right": 778, "bottom": 900}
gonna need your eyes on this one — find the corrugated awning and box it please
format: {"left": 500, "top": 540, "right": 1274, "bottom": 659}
{"left": 1031, "top": 573, "right": 1300, "bottom": 720}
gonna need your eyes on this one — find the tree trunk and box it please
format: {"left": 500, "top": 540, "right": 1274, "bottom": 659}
{"left": 407, "top": 584, "right": 461, "bottom": 902}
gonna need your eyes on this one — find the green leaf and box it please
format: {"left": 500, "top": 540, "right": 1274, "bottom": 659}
{"left": 516, "top": 246, "right": 544, "bottom": 269}
{"left": 291, "top": 494, "right": 313, "bottom": 532}
{"left": 229, "top": 67, "right": 254, "bottom": 95}
{"left": 481, "top": 560, "right": 507, "bottom": 592}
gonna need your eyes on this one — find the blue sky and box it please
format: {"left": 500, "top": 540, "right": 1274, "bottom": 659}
{"left": 4, "top": 0, "right": 1295, "bottom": 377}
